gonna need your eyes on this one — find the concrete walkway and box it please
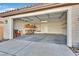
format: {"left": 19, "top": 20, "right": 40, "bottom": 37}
{"left": 0, "top": 39, "right": 75, "bottom": 56}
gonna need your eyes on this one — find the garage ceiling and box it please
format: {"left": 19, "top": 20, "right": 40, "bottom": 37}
{"left": 14, "top": 11, "right": 67, "bottom": 23}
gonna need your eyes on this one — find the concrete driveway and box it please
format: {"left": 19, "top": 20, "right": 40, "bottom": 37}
{"left": 0, "top": 40, "right": 75, "bottom": 56}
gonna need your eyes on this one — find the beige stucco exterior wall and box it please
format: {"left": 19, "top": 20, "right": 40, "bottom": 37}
{"left": 71, "top": 5, "right": 79, "bottom": 47}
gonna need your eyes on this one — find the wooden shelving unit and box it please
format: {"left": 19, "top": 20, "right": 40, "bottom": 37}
{"left": 24, "top": 24, "right": 37, "bottom": 34}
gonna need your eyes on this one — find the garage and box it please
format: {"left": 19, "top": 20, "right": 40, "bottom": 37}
{"left": 1, "top": 3, "right": 76, "bottom": 47}
{"left": 13, "top": 11, "right": 67, "bottom": 44}
{"left": 1, "top": 3, "right": 79, "bottom": 55}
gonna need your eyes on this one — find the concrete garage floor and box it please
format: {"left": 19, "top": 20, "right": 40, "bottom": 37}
{"left": 0, "top": 34, "right": 75, "bottom": 56}
{"left": 16, "top": 34, "right": 67, "bottom": 44}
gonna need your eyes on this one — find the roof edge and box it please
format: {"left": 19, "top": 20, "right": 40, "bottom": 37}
{"left": 0, "top": 3, "right": 78, "bottom": 17}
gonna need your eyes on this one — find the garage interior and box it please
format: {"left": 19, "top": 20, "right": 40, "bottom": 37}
{"left": 13, "top": 11, "right": 67, "bottom": 44}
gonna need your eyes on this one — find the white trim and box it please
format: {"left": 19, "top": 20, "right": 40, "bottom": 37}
{"left": 67, "top": 8, "right": 72, "bottom": 47}
{"left": 4, "top": 18, "right": 13, "bottom": 39}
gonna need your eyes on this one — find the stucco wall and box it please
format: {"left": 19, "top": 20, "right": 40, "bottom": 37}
{"left": 71, "top": 5, "right": 79, "bottom": 47}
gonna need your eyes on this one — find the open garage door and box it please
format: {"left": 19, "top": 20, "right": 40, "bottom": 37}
{"left": 13, "top": 11, "right": 67, "bottom": 45}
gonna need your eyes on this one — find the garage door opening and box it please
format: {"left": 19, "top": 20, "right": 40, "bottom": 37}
{"left": 13, "top": 11, "right": 67, "bottom": 44}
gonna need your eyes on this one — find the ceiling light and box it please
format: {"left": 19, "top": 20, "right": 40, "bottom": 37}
{"left": 41, "top": 21, "right": 47, "bottom": 22}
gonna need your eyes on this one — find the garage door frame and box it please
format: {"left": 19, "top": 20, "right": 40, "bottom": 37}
{"left": 4, "top": 7, "right": 73, "bottom": 47}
